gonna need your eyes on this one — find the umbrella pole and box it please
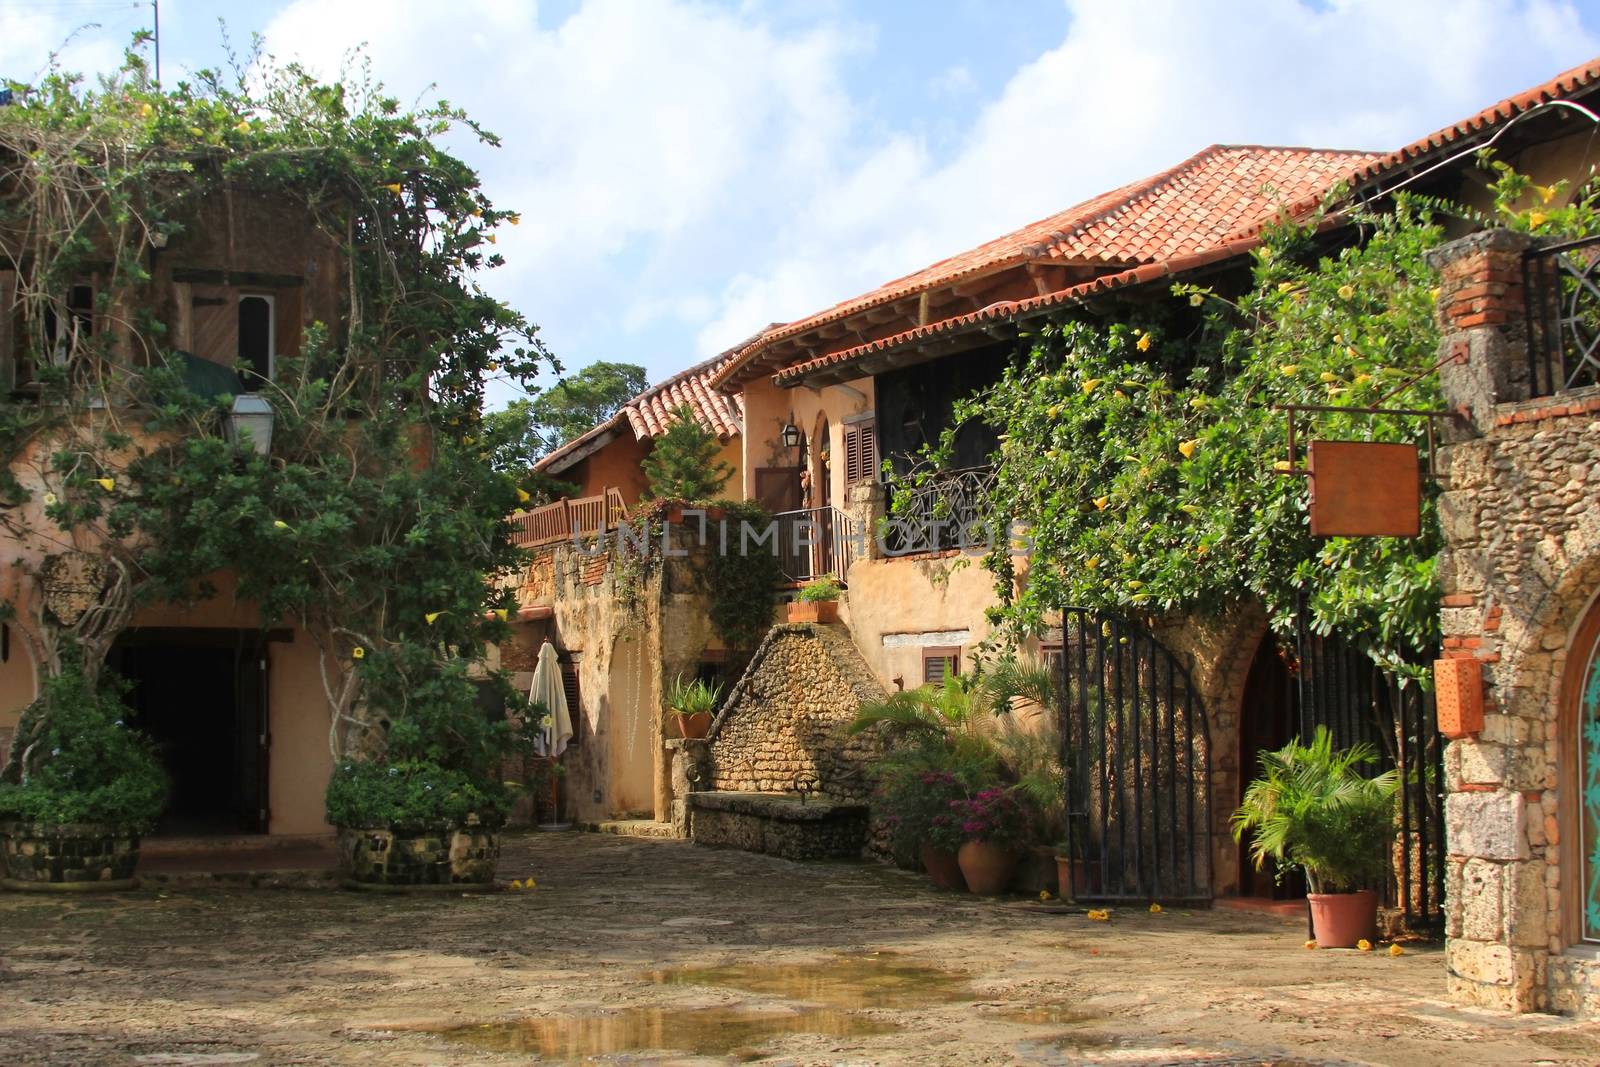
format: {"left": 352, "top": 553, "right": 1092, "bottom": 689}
{"left": 538, "top": 754, "right": 572, "bottom": 831}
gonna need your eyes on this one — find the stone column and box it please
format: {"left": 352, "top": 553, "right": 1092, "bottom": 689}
{"left": 1428, "top": 229, "right": 1550, "bottom": 1012}
{"left": 844, "top": 480, "right": 885, "bottom": 563}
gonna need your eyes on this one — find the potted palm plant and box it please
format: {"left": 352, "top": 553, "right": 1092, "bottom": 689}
{"left": 667, "top": 675, "right": 721, "bottom": 739}
{"left": 787, "top": 577, "right": 842, "bottom": 623}
{"left": 1231, "top": 727, "right": 1399, "bottom": 947}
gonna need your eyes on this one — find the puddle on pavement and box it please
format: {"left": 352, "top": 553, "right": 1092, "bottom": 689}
{"left": 994, "top": 1004, "right": 1102, "bottom": 1026}
{"left": 434, "top": 1004, "right": 896, "bottom": 1060}
{"left": 648, "top": 951, "right": 971, "bottom": 1008}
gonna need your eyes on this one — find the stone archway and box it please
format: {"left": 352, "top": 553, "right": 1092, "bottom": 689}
{"left": 1560, "top": 587, "right": 1600, "bottom": 948}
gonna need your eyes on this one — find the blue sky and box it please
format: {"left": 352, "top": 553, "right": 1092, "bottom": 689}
{"left": 5, "top": 1, "right": 1600, "bottom": 407}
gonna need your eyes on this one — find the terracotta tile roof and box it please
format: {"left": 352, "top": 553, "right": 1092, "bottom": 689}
{"left": 710, "top": 144, "right": 1380, "bottom": 390}
{"left": 535, "top": 331, "right": 771, "bottom": 474}
{"left": 766, "top": 55, "right": 1600, "bottom": 388}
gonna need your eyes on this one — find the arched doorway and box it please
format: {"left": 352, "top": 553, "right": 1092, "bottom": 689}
{"left": 1567, "top": 592, "right": 1600, "bottom": 943}
{"left": 1236, "top": 631, "right": 1306, "bottom": 900}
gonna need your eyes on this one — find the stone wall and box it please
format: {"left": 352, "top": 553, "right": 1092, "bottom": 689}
{"left": 703, "top": 622, "right": 886, "bottom": 801}
{"left": 1429, "top": 230, "right": 1600, "bottom": 1014}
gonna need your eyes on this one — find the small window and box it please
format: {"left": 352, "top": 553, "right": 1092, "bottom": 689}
{"left": 238, "top": 294, "right": 274, "bottom": 383}
{"left": 843, "top": 418, "right": 879, "bottom": 485}
{"left": 923, "top": 646, "right": 961, "bottom": 685}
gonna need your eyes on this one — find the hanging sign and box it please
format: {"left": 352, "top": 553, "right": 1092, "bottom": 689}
{"left": 1307, "top": 440, "right": 1421, "bottom": 538}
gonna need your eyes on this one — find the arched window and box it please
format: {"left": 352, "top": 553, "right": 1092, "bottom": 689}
{"left": 1572, "top": 595, "right": 1600, "bottom": 942}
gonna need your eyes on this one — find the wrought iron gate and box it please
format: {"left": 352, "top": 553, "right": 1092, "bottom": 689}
{"left": 1294, "top": 620, "right": 1446, "bottom": 926}
{"left": 1056, "top": 609, "right": 1213, "bottom": 902}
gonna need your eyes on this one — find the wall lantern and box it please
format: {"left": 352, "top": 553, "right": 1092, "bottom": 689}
{"left": 780, "top": 421, "right": 802, "bottom": 450}
{"left": 225, "top": 394, "right": 275, "bottom": 456}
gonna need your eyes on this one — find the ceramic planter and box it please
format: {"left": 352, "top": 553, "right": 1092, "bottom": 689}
{"left": 336, "top": 822, "right": 500, "bottom": 891}
{"left": 957, "top": 840, "right": 1018, "bottom": 895}
{"left": 786, "top": 600, "right": 839, "bottom": 624}
{"left": 1306, "top": 889, "right": 1378, "bottom": 948}
{"left": 0, "top": 822, "right": 141, "bottom": 891}
{"left": 1054, "top": 854, "right": 1101, "bottom": 900}
{"left": 673, "top": 711, "right": 713, "bottom": 739}
{"left": 920, "top": 843, "right": 966, "bottom": 891}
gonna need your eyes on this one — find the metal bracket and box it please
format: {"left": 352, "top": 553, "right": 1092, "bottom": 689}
{"left": 1274, "top": 403, "right": 1457, "bottom": 481}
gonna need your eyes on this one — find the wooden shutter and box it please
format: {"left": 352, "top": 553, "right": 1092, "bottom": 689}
{"left": 754, "top": 467, "right": 802, "bottom": 513}
{"left": 922, "top": 646, "right": 961, "bottom": 685}
{"left": 559, "top": 654, "right": 582, "bottom": 747}
{"left": 843, "top": 419, "right": 878, "bottom": 485}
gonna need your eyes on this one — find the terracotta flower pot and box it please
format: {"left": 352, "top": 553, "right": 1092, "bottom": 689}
{"left": 1307, "top": 889, "right": 1378, "bottom": 948}
{"left": 786, "top": 600, "right": 839, "bottom": 624}
{"left": 1054, "top": 854, "right": 1101, "bottom": 900}
{"left": 673, "top": 711, "right": 713, "bottom": 739}
{"left": 957, "top": 841, "right": 1018, "bottom": 895}
{"left": 920, "top": 843, "right": 966, "bottom": 891}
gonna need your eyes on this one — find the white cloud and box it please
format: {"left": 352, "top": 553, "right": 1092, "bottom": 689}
{"left": 693, "top": 0, "right": 1600, "bottom": 355}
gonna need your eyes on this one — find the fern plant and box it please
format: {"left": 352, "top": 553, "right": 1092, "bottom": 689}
{"left": 1231, "top": 726, "right": 1399, "bottom": 894}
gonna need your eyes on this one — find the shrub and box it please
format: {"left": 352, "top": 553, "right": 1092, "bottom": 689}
{"left": 956, "top": 786, "right": 1030, "bottom": 849}
{"left": 797, "top": 577, "right": 841, "bottom": 603}
{"left": 1231, "top": 726, "right": 1398, "bottom": 893}
{"left": 324, "top": 759, "right": 510, "bottom": 831}
{"left": 0, "top": 670, "right": 166, "bottom": 832}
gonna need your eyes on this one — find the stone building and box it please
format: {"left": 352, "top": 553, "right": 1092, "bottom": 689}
{"left": 1430, "top": 227, "right": 1600, "bottom": 1013}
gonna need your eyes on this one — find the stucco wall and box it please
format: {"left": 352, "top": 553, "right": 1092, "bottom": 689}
{"left": 742, "top": 375, "right": 874, "bottom": 509}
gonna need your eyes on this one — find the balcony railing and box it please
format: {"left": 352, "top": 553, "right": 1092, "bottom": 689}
{"left": 771, "top": 506, "right": 854, "bottom": 585}
{"left": 512, "top": 487, "right": 627, "bottom": 547}
{"left": 1523, "top": 234, "right": 1600, "bottom": 397}
{"left": 883, "top": 465, "right": 996, "bottom": 555}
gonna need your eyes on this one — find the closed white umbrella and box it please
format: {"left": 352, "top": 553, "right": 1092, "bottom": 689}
{"left": 530, "top": 640, "right": 574, "bottom": 758}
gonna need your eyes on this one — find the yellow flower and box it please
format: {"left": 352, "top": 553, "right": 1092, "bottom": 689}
{"left": 1148, "top": 903, "right": 1162, "bottom": 914}
{"left": 1319, "top": 372, "right": 1338, "bottom": 383}
{"left": 425, "top": 611, "right": 445, "bottom": 625}
{"left": 352, "top": 647, "right": 365, "bottom": 660}
{"left": 523, "top": 878, "right": 536, "bottom": 889}
{"left": 1082, "top": 378, "right": 1103, "bottom": 395}
{"left": 1178, "top": 503, "right": 1200, "bottom": 515}
{"left": 42, "top": 492, "right": 57, "bottom": 506}
{"left": 494, "top": 608, "right": 510, "bottom": 621}
{"left": 1277, "top": 281, "right": 1296, "bottom": 293}
{"left": 516, "top": 487, "right": 532, "bottom": 503}
{"left": 1092, "top": 496, "right": 1110, "bottom": 511}
{"left": 1113, "top": 389, "right": 1126, "bottom": 400}
{"left": 509, "top": 879, "right": 522, "bottom": 889}
{"left": 1189, "top": 293, "right": 1204, "bottom": 307}
{"left": 1280, "top": 364, "right": 1299, "bottom": 377}
{"left": 1085, "top": 555, "right": 1101, "bottom": 569}
{"left": 1188, "top": 396, "right": 1209, "bottom": 410}
{"left": 1304, "top": 939, "right": 1318, "bottom": 950}
{"left": 1047, "top": 405, "right": 1061, "bottom": 419}
{"left": 139, "top": 102, "right": 154, "bottom": 119}
{"left": 95, "top": 477, "right": 115, "bottom": 491}
{"left": 485, "top": 233, "right": 497, "bottom": 244}
{"left": 273, "top": 519, "right": 290, "bottom": 530}
{"left": 1039, "top": 890, "right": 1053, "bottom": 901}
{"left": 1126, "top": 580, "right": 1144, "bottom": 590}
{"left": 1194, "top": 543, "right": 1209, "bottom": 556}
{"left": 1086, "top": 908, "right": 1110, "bottom": 922}
{"left": 1353, "top": 373, "right": 1373, "bottom": 387}
{"left": 1538, "top": 184, "right": 1559, "bottom": 204}
{"left": 1528, "top": 211, "right": 1547, "bottom": 228}
{"left": 507, "top": 213, "right": 521, "bottom": 226}
{"left": 234, "top": 119, "right": 251, "bottom": 133}
{"left": 1357, "top": 939, "right": 1373, "bottom": 952}
{"left": 1273, "top": 460, "right": 1292, "bottom": 473}
{"left": 1337, "top": 284, "right": 1355, "bottom": 301}
{"left": 1428, "top": 287, "right": 1440, "bottom": 302}
{"left": 487, "top": 362, "right": 500, "bottom": 372}
{"left": 383, "top": 182, "right": 403, "bottom": 195}
{"left": 1136, "top": 333, "right": 1152, "bottom": 352}
{"left": 1177, "top": 439, "right": 1197, "bottom": 459}
{"left": 1388, "top": 943, "right": 1404, "bottom": 957}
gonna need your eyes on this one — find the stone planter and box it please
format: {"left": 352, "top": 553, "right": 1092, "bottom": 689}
{"left": 673, "top": 711, "right": 713, "bottom": 739}
{"left": 957, "top": 841, "right": 1018, "bottom": 895}
{"left": 920, "top": 843, "right": 966, "bottom": 891}
{"left": 336, "top": 823, "right": 500, "bottom": 891}
{"left": 1307, "top": 889, "right": 1378, "bottom": 948}
{"left": 786, "top": 600, "right": 839, "bottom": 624}
{"left": 0, "top": 822, "right": 141, "bottom": 891}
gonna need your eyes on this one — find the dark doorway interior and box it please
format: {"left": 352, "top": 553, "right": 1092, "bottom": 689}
{"left": 1236, "top": 632, "right": 1306, "bottom": 900}
{"left": 107, "top": 630, "right": 267, "bottom": 835}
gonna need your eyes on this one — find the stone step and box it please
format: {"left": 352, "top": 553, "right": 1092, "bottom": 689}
{"left": 587, "top": 819, "right": 677, "bottom": 839}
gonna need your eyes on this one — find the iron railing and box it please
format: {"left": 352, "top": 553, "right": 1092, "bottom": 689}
{"left": 1523, "top": 234, "right": 1600, "bottom": 397}
{"left": 883, "top": 465, "right": 996, "bottom": 555}
{"left": 1294, "top": 615, "right": 1445, "bottom": 927}
{"left": 512, "top": 487, "right": 627, "bottom": 547}
{"left": 1056, "top": 608, "right": 1213, "bottom": 903}
{"left": 771, "top": 506, "right": 854, "bottom": 585}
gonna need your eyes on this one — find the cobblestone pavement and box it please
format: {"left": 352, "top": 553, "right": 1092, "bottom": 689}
{"left": 2, "top": 832, "right": 1599, "bottom": 1065}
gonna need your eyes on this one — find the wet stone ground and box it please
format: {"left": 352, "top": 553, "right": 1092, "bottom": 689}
{"left": 3, "top": 833, "right": 1600, "bottom": 1065}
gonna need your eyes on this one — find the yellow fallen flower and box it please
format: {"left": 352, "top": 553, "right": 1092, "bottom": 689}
{"left": 1304, "top": 939, "right": 1318, "bottom": 950}
{"left": 1086, "top": 908, "right": 1110, "bottom": 922}
{"left": 95, "top": 477, "right": 115, "bottom": 491}
{"left": 352, "top": 647, "right": 365, "bottom": 660}
{"left": 1148, "top": 903, "right": 1162, "bottom": 914}
{"left": 509, "top": 879, "right": 522, "bottom": 889}
{"left": 1357, "top": 939, "right": 1373, "bottom": 952}
{"left": 1039, "top": 890, "right": 1053, "bottom": 902}
{"left": 1389, "top": 943, "right": 1404, "bottom": 957}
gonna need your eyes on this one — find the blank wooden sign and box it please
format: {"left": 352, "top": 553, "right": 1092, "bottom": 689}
{"left": 1307, "top": 440, "right": 1421, "bottom": 538}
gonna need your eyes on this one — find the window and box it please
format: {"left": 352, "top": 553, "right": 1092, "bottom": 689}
{"left": 923, "top": 646, "right": 961, "bottom": 685}
{"left": 237, "top": 294, "right": 274, "bottom": 384}
{"left": 558, "top": 651, "right": 582, "bottom": 747}
{"left": 843, "top": 417, "right": 878, "bottom": 485}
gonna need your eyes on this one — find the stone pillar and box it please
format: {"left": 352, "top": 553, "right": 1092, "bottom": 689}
{"left": 1428, "top": 229, "right": 1550, "bottom": 1013}
{"left": 844, "top": 481, "right": 885, "bottom": 563}
{"left": 665, "top": 738, "right": 709, "bottom": 839}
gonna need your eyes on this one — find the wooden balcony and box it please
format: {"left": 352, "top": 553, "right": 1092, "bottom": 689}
{"left": 512, "top": 487, "right": 627, "bottom": 547}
